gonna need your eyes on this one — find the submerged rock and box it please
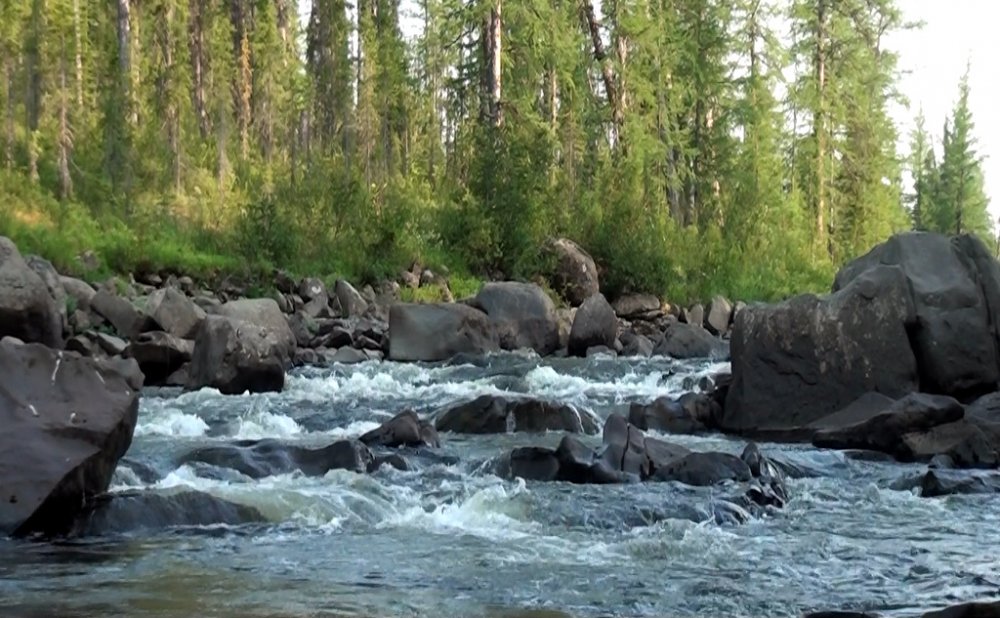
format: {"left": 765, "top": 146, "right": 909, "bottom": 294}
{"left": 0, "top": 340, "right": 141, "bottom": 536}
{"left": 361, "top": 410, "right": 441, "bottom": 448}
{"left": 71, "top": 490, "right": 266, "bottom": 536}
{"left": 179, "top": 438, "right": 376, "bottom": 479}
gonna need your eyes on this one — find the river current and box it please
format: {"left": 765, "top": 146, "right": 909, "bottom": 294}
{"left": 2, "top": 354, "right": 999, "bottom": 617}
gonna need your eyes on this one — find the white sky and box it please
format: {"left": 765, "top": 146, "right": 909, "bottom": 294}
{"left": 888, "top": 0, "right": 997, "bottom": 217}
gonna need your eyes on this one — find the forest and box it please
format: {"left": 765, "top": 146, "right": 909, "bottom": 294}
{"left": 0, "top": 0, "right": 992, "bottom": 303}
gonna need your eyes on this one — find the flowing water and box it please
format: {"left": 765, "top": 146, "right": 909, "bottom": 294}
{"left": 2, "top": 354, "right": 999, "bottom": 617}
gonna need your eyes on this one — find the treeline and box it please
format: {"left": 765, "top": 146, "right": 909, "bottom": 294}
{"left": 0, "top": 0, "right": 992, "bottom": 302}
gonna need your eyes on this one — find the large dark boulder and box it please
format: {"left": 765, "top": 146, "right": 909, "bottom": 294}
{"left": 360, "top": 410, "right": 440, "bottom": 448}
{"left": 146, "top": 287, "right": 206, "bottom": 339}
{"left": 473, "top": 281, "right": 560, "bottom": 355}
{"left": 812, "top": 393, "right": 965, "bottom": 461}
{"left": 435, "top": 395, "right": 599, "bottom": 435}
{"left": 834, "top": 232, "right": 1000, "bottom": 402}
{"left": 650, "top": 452, "right": 752, "bottom": 486}
{"left": 215, "top": 298, "right": 296, "bottom": 363}
{"left": 180, "top": 438, "right": 375, "bottom": 479}
{"left": 125, "top": 331, "right": 194, "bottom": 386}
{"left": 546, "top": 238, "right": 599, "bottom": 306}
{"left": 0, "top": 237, "right": 63, "bottom": 347}
{"left": 186, "top": 315, "right": 285, "bottom": 395}
{"left": 568, "top": 293, "right": 617, "bottom": 357}
{"left": 653, "top": 322, "right": 727, "bottom": 360}
{"left": 388, "top": 302, "right": 498, "bottom": 361}
{"left": 892, "top": 469, "right": 1000, "bottom": 498}
{"left": 0, "top": 340, "right": 141, "bottom": 536}
{"left": 723, "top": 265, "right": 919, "bottom": 436}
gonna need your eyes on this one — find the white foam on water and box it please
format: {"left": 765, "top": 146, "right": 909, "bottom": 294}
{"left": 378, "top": 478, "right": 539, "bottom": 542}
{"left": 229, "top": 397, "right": 303, "bottom": 439}
{"left": 319, "top": 420, "right": 383, "bottom": 439}
{"left": 285, "top": 365, "right": 509, "bottom": 408}
{"left": 524, "top": 365, "right": 669, "bottom": 404}
{"left": 135, "top": 408, "right": 210, "bottom": 438}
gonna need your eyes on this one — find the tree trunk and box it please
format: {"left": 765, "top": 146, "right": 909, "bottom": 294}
{"left": 480, "top": 1, "right": 502, "bottom": 128}
{"left": 814, "top": 0, "right": 828, "bottom": 253}
{"left": 157, "top": 0, "right": 181, "bottom": 192}
{"left": 189, "top": 0, "right": 210, "bottom": 139}
{"left": 580, "top": 0, "right": 621, "bottom": 146}
{"left": 57, "top": 51, "right": 73, "bottom": 200}
{"left": 3, "top": 59, "right": 13, "bottom": 169}
{"left": 26, "top": 0, "right": 44, "bottom": 183}
{"left": 73, "top": 0, "right": 84, "bottom": 106}
{"left": 117, "top": 0, "right": 135, "bottom": 125}
{"left": 230, "top": 0, "right": 252, "bottom": 160}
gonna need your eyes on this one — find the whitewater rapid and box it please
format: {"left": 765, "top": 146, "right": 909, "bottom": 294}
{"left": 3, "top": 354, "right": 999, "bottom": 618}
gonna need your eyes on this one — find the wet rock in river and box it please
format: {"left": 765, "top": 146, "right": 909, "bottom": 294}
{"left": 70, "top": 490, "right": 266, "bottom": 536}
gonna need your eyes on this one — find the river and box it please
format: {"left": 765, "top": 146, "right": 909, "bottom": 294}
{"left": 2, "top": 354, "right": 998, "bottom": 617}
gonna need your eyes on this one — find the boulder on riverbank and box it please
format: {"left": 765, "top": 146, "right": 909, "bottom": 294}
{"left": 0, "top": 237, "right": 63, "bottom": 347}
{"left": 388, "top": 302, "right": 499, "bottom": 361}
{"left": 186, "top": 315, "right": 285, "bottom": 394}
{"left": 0, "top": 339, "right": 141, "bottom": 536}
{"left": 725, "top": 232, "right": 1000, "bottom": 440}
{"left": 568, "top": 293, "right": 617, "bottom": 357}
{"left": 472, "top": 281, "right": 560, "bottom": 355}
{"left": 546, "top": 238, "right": 599, "bottom": 307}
{"left": 723, "top": 264, "right": 919, "bottom": 437}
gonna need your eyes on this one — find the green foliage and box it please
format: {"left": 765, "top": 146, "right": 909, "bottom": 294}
{"left": 0, "top": 0, "right": 989, "bottom": 308}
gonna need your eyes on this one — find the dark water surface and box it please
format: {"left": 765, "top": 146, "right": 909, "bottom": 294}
{"left": 2, "top": 354, "right": 999, "bottom": 617}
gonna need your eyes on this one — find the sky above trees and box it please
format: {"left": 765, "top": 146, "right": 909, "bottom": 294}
{"left": 889, "top": 0, "right": 997, "bottom": 220}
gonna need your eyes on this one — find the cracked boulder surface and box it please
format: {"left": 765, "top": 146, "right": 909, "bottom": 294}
{"left": 0, "top": 339, "right": 142, "bottom": 537}
{"left": 722, "top": 232, "right": 1000, "bottom": 440}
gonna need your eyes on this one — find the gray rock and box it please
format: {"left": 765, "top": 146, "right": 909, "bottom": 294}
{"left": 0, "top": 237, "right": 63, "bottom": 347}
{"left": 834, "top": 232, "right": 1000, "bottom": 402}
{"left": 651, "top": 452, "right": 752, "bottom": 486}
{"left": 90, "top": 289, "right": 151, "bottom": 339}
{"left": 60, "top": 276, "right": 96, "bottom": 312}
{"left": 126, "top": 331, "right": 195, "bottom": 386}
{"left": 813, "top": 393, "right": 965, "bottom": 461}
{"left": 388, "top": 303, "right": 498, "bottom": 362}
{"left": 335, "top": 280, "right": 369, "bottom": 318}
{"left": 216, "top": 298, "right": 296, "bottom": 363}
{"left": 93, "top": 332, "right": 128, "bottom": 356}
{"left": 654, "top": 322, "right": 727, "bottom": 359}
{"left": 705, "top": 295, "right": 733, "bottom": 335}
{"left": 546, "top": 238, "right": 599, "bottom": 306}
{"left": 26, "top": 255, "right": 67, "bottom": 329}
{"left": 568, "top": 293, "right": 616, "bottom": 357}
{"left": 360, "top": 410, "right": 440, "bottom": 448}
{"left": 619, "top": 331, "right": 654, "bottom": 357}
{"left": 723, "top": 264, "right": 919, "bottom": 436}
{"left": 435, "top": 395, "right": 599, "bottom": 435}
{"left": 146, "top": 287, "right": 206, "bottom": 339}
{"left": 328, "top": 347, "right": 369, "bottom": 364}
{"left": 612, "top": 293, "right": 661, "bottom": 319}
{"left": 0, "top": 340, "right": 141, "bottom": 536}
{"left": 186, "top": 315, "right": 285, "bottom": 395}
{"left": 473, "top": 281, "right": 560, "bottom": 355}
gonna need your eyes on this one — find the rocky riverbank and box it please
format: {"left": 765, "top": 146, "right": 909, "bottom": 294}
{"left": 2, "top": 231, "right": 1000, "bottom": 617}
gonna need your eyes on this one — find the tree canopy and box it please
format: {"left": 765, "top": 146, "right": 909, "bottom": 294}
{"left": 0, "top": 0, "right": 991, "bottom": 302}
